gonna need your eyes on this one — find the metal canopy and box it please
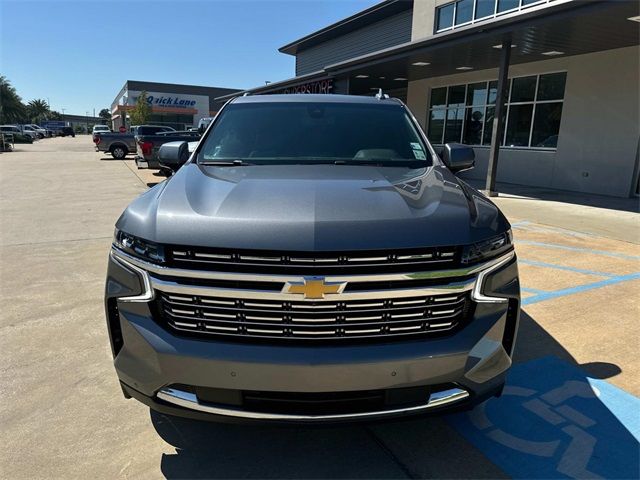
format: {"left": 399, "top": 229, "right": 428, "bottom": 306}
{"left": 217, "top": 1, "right": 638, "bottom": 100}
{"left": 329, "top": 0, "right": 639, "bottom": 91}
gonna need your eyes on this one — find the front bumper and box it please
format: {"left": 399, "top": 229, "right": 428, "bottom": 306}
{"left": 105, "top": 251, "right": 519, "bottom": 423}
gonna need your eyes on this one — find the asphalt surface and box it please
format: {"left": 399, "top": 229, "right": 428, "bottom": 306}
{"left": 1, "top": 137, "right": 638, "bottom": 479}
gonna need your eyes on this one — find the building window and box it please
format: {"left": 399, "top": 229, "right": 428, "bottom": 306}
{"left": 427, "top": 72, "right": 566, "bottom": 149}
{"left": 436, "top": 3, "right": 455, "bottom": 31}
{"left": 435, "top": 0, "right": 554, "bottom": 32}
{"left": 475, "top": 0, "right": 494, "bottom": 19}
{"left": 455, "top": 0, "right": 474, "bottom": 24}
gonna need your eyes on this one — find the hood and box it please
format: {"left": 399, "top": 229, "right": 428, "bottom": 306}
{"left": 116, "top": 163, "right": 510, "bottom": 251}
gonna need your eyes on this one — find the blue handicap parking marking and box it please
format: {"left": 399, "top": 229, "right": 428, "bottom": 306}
{"left": 447, "top": 357, "right": 640, "bottom": 479}
{"left": 522, "top": 273, "right": 640, "bottom": 306}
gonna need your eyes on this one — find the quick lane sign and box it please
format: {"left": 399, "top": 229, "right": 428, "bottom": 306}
{"left": 145, "top": 95, "right": 197, "bottom": 108}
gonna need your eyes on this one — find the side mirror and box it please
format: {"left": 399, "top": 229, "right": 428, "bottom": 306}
{"left": 158, "top": 141, "right": 189, "bottom": 171}
{"left": 441, "top": 143, "right": 475, "bottom": 173}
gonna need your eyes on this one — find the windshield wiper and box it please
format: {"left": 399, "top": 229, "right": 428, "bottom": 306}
{"left": 199, "top": 159, "right": 252, "bottom": 166}
{"left": 334, "top": 159, "right": 425, "bottom": 167}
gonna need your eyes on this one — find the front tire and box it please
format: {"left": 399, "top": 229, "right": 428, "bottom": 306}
{"left": 111, "top": 146, "right": 127, "bottom": 159}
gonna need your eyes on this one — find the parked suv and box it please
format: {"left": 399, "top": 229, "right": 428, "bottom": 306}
{"left": 0, "top": 125, "right": 33, "bottom": 144}
{"left": 26, "top": 124, "right": 48, "bottom": 138}
{"left": 59, "top": 126, "right": 75, "bottom": 138}
{"left": 20, "top": 125, "right": 39, "bottom": 140}
{"left": 93, "top": 125, "right": 111, "bottom": 135}
{"left": 105, "top": 94, "right": 520, "bottom": 423}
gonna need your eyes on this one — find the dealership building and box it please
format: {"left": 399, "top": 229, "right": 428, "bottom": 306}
{"left": 111, "top": 80, "right": 240, "bottom": 131}
{"left": 220, "top": 0, "right": 639, "bottom": 198}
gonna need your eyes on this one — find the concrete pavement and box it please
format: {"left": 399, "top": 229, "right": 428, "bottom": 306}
{"left": 1, "top": 137, "right": 638, "bottom": 479}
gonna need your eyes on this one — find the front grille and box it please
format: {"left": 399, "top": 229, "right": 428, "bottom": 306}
{"left": 156, "top": 290, "right": 471, "bottom": 342}
{"left": 166, "top": 246, "right": 460, "bottom": 274}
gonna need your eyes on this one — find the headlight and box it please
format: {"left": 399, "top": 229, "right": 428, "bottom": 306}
{"left": 113, "top": 229, "right": 165, "bottom": 264}
{"left": 461, "top": 230, "right": 513, "bottom": 265}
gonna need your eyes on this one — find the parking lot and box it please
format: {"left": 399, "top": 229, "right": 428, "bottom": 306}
{"left": 1, "top": 137, "right": 638, "bottom": 479}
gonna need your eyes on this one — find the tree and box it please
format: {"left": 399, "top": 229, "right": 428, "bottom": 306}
{"left": 129, "top": 91, "right": 151, "bottom": 125}
{"left": 98, "top": 108, "right": 111, "bottom": 124}
{"left": 27, "top": 98, "right": 50, "bottom": 123}
{"left": 0, "top": 76, "right": 26, "bottom": 123}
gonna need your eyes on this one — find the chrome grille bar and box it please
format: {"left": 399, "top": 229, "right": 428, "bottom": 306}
{"left": 157, "top": 289, "right": 469, "bottom": 341}
{"left": 111, "top": 248, "right": 515, "bottom": 342}
{"left": 113, "top": 248, "right": 494, "bottom": 284}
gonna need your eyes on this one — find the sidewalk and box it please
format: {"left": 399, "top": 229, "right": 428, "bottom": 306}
{"left": 466, "top": 180, "right": 640, "bottom": 244}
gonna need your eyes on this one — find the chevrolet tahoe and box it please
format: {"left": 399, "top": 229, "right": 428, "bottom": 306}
{"left": 105, "top": 94, "right": 520, "bottom": 423}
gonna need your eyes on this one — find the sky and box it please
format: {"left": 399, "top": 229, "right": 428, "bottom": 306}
{"left": 0, "top": 0, "right": 378, "bottom": 115}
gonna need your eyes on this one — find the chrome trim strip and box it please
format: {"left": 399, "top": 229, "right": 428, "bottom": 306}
{"left": 110, "top": 252, "right": 154, "bottom": 302}
{"left": 348, "top": 256, "right": 389, "bottom": 262}
{"left": 205, "top": 325, "right": 237, "bottom": 332}
{"left": 397, "top": 253, "right": 433, "bottom": 260}
{"left": 290, "top": 257, "right": 339, "bottom": 263}
{"left": 239, "top": 255, "right": 282, "bottom": 262}
{"left": 111, "top": 248, "right": 514, "bottom": 284}
{"left": 150, "top": 276, "right": 475, "bottom": 301}
{"left": 194, "top": 252, "right": 233, "bottom": 260}
{"left": 156, "top": 387, "right": 469, "bottom": 421}
{"left": 471, "top": 251, "right": 516, "bottom": 303}
{"left": 430, "top": 322, "right": 453, "bottom": 328}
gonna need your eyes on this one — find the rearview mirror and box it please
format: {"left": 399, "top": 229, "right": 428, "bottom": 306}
{"left": 441, "top": 143, "right": 475, "bottom": 173}
{"left": 158, "top": 141, "right": 189, "bottom": 172}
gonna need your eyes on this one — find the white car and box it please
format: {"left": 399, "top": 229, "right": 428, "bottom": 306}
{"left": 26, "top": 124, "right": 48, "bottom": 138}
{"left": 20, "top": 125, "right": 40, "bottom": 140}
{"left": 93, "top": 125, "right": 111, "bottom": 134}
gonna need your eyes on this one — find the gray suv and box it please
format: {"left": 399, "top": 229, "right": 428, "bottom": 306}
{"left": 105, "top": 94, "right": 520, "bottom": 423}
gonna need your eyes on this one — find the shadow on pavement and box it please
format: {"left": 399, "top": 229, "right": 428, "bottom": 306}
{"left": 152, "top": 414, "right": 408, "bottom": 479}
{"left": 464, "top": 179, "right": 639, "bottom": 213}
{"left": 150, "top": 310, "right": 638, "bottom": 479}
{"left": 147, "top": 172, "right": 168, "bottom": 188}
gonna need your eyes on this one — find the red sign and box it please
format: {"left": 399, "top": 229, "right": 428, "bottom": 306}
{"left": 119, "top": 126, "right": 126, "bottom": 133}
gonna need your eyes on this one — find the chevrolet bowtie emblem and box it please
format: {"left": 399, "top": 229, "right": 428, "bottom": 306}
{"left": 284, "top": 276, "right": 346, "bottom": 299}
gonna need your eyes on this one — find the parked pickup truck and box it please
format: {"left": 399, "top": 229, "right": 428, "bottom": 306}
{"left": 135, "top": 130, "right": 201, "bottom": 170}
{"left": 94, "top": 125, "right": 175, "bottom": 159}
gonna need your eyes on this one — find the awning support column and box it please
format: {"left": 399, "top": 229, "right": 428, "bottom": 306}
{"left": 485, "top": 38, "right": 512, "bottom": 197}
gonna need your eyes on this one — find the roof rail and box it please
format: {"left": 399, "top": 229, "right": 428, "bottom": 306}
{"left": 242, "top": 92, "right": 251, "bottom": 97}
{"left": 375, "top": 88, "right": 390, "bottom": 100}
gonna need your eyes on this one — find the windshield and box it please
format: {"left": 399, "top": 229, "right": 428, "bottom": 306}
{"left": 198, "top": 101, "right": 432, "bottom": 166}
